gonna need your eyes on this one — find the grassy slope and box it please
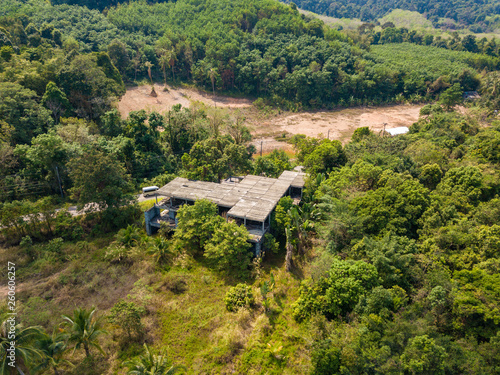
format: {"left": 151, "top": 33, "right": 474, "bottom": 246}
{"left": 379, "top": 9, "right": 434, "bottom": 30}
{"left": 302, "top": 6, "right": 500, "bottom": 39}
{"left": 0, "top": 231, "right": 314, "bottom": 374}
{"left": 299, "top": 8, "right": 363, "bottom": 30}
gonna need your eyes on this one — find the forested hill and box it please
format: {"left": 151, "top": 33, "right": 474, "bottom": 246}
{"left": 281, "top": 0, "right": 500, "bottom": 30}
{"left": 1, "top": 0, "right": 496, "bottom": 115}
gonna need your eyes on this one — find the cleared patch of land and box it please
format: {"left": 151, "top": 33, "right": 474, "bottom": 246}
{"left": 255, "top": 105, "right": 421, "bottom": 140}
{"left": 117, "top": 83, "right": 252, "bottom": 118}
{"left": 117, "top": 84, "right": 422, "bottom": 152}
{"left": 299, "top": 9, "right": 363, "bottom": 30}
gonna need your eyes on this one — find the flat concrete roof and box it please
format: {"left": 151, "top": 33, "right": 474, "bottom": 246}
{"left": 278, "top": 170, "right": 306, "bottom": 188}
{"left": 157, "top": 171, "right": 306, "bottom": 222}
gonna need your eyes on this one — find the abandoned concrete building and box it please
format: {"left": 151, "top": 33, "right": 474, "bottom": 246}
{"left": 144, "top": 170, "right": 306, "bottom": 254}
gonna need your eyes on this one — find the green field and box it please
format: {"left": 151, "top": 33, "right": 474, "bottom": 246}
{"left": 370, "top": 43, "right": 500, "bottom": 83}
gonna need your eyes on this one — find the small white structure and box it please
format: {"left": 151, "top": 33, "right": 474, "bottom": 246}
{"left": 142, "top": 186, "right": 159, "bottom": 197}
{"left": 386, "top": 127, "right": 409, "bottom": 136}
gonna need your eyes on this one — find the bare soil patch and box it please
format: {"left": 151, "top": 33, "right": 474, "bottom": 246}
{"left": 255, "top": 105, "right": 422, "bottom": 141}
{"left": 117, "top": 84, "right": 252, "bottom": 118}
{"left": 117, "top": 85, "right": 422, "bottom": 151}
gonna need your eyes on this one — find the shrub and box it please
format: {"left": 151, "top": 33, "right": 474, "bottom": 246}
{"left": 224, "top": 284, "right": 254, "bottom": 312}
{"left": 351, "top": 127, "right": 372, "bottom": 142}
{"left": 311, "top": 339, "right": 341, "bottom": 375}
{"left": 109, "top": 300, "right": 146, "bottom": 340}
{"left": 204, "top": 221, "right": 252, "bottom": 277}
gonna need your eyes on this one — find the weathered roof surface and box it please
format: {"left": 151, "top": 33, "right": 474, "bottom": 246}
{"left": 157, "top": 177, "right": 224, "bottom": 202}
{"left": 226, "top": 175, "right": 290, "bottom": 221}
{"left": 157, "top": 174, "right": 301, "bottom": 222}
{"left": 278, "top": 170, "right": 306, "bottom": 188}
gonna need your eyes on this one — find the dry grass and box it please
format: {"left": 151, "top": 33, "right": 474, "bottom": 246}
{"left": 1, "top": 227, "right": 321, "bottom": 374}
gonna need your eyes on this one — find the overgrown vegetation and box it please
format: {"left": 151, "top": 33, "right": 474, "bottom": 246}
{"left": 1, "top": 0, "right": 500, "bottom": 373}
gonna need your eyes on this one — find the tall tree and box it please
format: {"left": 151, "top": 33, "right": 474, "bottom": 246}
{"left": 173, "top": 199, "right": 223, "bottom": 254}
{"left": 41, "top": 82, "right": 70, "bottom": 124}
{"left": 207, "top": 67, "right": 218, "bottom": 107}
{"left": 68, "top": 148, "right": 131, "bottom": 211}
{"left": 204, "top": 221, "right": 252, "bottom": 277}
{"left": 0, "top": 82, "right": 53, "bottom": 145}
{"left": 285, "top": 225, "right": 294, "bottom": 272}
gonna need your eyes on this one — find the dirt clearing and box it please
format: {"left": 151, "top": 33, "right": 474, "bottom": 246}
{"left": 258, "top": 105, "right": 422, "bottom": 140}
{"left": 117, "top": 84, "right": 422, "bottom": 151}
{"left": 117, "top": 84, "right": 252, "bottom": 118}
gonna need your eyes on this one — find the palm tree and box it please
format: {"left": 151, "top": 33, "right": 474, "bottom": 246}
{"left": 116, "top": 225, "right": 142, "bottom": 248}
{"left": 165, "top": 49, "right": 177, "bottom": 82}
{"left": 33, "top": 329, "right": 72, "bottom": 375}
{"left": 288, "top": 205, "right": 314, "bottom": 255}
{"left": 148, "top": 236, "right": 171, "bottom": 264}
{"left": 145, "top": 61, "right": 154, "bottom": 85}
{"left": 207, "top": 67, "right": 217, "bottom": 107}
{"left": 124, "top": 344, "right": 185, "bottom": 375}
{"left": 62, "top": 307, "right": 107, "bottom": 358}
{"left": 0, "top": 320, "right": 44, "bottom": 375}
{"left": 158, "top": 52, "right": 170, "bottom": 86}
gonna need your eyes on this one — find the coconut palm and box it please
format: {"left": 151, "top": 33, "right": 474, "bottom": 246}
{"left": 164, "top": 49, "right": 177, "bottom": 82}
{"left": 62, "top": 307, "right": 107, "bottom": 358}
{"left": 0, "top": 320, "right": 44, "bottom": 375}
{"left": 33, "top": 329, "right": 72, "bottom": 375}
{"left": 158, "top": 52, "right": 170, "bottom": 85}
{"left": 145, "top": 61, "right": 154, "bottom": 85}
{"left": 207, "top": 67, "right": 218, "bottom": 107}
{"left": 124, "top": 344, "right": 185, "bottom": 375}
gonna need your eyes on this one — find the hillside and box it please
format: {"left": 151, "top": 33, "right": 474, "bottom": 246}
{"left": 1, "top": 0, "right": 500, "bottom": 373}
{"left": 281, "top": 0, "right": 500, "bottom": 31}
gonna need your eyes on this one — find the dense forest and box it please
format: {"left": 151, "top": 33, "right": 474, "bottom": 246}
{"left": 1, "top": 0, "right": 500, "bottom": 373}
{"left": 281, "top": 0, "right": 500, "bottom": 31}
{"left": 2, "top": 0, "right": 497, "bottom": 115}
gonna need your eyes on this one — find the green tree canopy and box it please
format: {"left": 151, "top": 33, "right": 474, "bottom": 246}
{"left": 0, "top": 82, "right": 53, "bottom": 145}
{"left": 204, "top": 221, "right": 252, "bottom": 277}
{"left": 293, "top": 258, "right": 378, "bottom": 321}
{"left": 68, "top": 147, "right": 131, "bottom": 211}
{"left": 173, "top": 199, "right": 223, "bottom": 254}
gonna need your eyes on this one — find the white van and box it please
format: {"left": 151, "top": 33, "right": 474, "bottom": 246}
{"left": 142, "top": 186, "right": 159, "bottom": 197}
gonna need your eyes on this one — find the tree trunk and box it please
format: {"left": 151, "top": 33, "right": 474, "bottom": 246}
{"left": 212, "top": 80, "right": 216, "bottom": 107}
{"left": 53, "top": 365, "right": 61, "bottom": 375}
{"left": 84, "top": 343, "right": 90, "bottom": 357}
{"left": 297, "top": 231, "right": 303, "bottom": 255}
{"left": 285, "top": 241, "right": 293, "bottom": 272}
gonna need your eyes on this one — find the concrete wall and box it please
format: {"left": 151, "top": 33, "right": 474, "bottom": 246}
{"left": 145, "top": 206, "right": 160, "bottom": 235}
